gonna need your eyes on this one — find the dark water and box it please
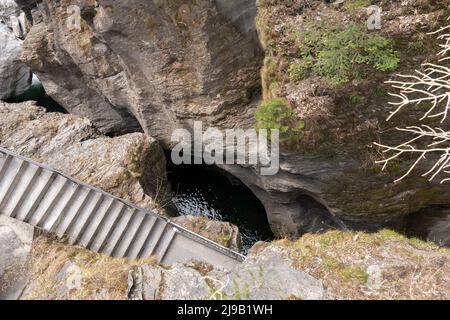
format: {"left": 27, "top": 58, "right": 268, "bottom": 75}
{"left": 166, "top": 160, "right": 274, "bottom": 253}
{"left": 4, "top": 78, "right": 67, "bottom": 113}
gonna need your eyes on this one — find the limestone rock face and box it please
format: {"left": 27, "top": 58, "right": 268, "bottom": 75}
{"left": 0, "top": 101, "right": 170, "bottom": 213}
{"left": 216, "top": 0, "right": 450, "bottom": 237}
{"left": 20, "top": 0, "right": 262, "bottom": 138}
{"left": 0, "top": 23, "right": 31, "bottom": 99}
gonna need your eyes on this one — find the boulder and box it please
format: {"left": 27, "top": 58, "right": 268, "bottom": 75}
{"left": 219, "top": 245, "right": 329, "bottom": 300}
{"left": 20, "top": 0, "right": 262, "bottom": 137}
{"left": 0, "top": 101, "right": 170, "bottom": 213}
{"left": 172, "top": 215, "right": 242, "bottom": 252}
{"left": 0, "top": 23, "right": 31, "bottom": 99}
{"left": 14, "top": 0, "right": 450, "bottom": 238}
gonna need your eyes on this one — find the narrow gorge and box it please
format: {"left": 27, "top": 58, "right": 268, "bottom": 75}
{"left": 1, "top": 0, "right": 450, "bottom": 300}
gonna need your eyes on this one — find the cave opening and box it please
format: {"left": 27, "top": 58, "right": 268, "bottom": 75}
{"left": 3, "top": 76, "right": 67, "bottom": 113}
{"left": 165, "top": 152, "right": 275, "bottom": 253}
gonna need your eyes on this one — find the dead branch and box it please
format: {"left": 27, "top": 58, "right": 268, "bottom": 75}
{"left": 376, "top": 24, "right": 450, "bottom": 183}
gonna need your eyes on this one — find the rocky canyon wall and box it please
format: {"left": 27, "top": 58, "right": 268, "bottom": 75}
{"left": 12, "top": 0, "right": 450, "bottom": 238}
{"left": 19, "top": 0, "right": 263, "bottom": 138}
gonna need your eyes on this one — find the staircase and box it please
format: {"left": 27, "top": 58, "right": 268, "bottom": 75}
{"left": 0, "top": 147, "right": 244, "bottom": 269}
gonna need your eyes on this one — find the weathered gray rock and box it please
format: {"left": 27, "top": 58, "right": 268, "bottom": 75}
{"left": 0, "top": 215, "right": 34, "bottom": 300}
{"left": 0, "top": 23, "right": 31, "bottom": 99}
{"left": 129, "top": 244, "right": 329, "bottom": 301}
{"left": 172, "top": 215, "right": 242, "bottom": 252}
{"left": 128, "top": 265, "right": 162, "bottom": 300}
{"left": 160, "top": 264, "right": 211, "bottom": 300}
{"left": 0, "top": 101, "right": 170, "bottom": 213}
{"left": 20, "top": 20, "right": 141, "bottom": 135}
{"left": 0, "top": 1, "right": 18, "bottom": 23}
{"left": 220, "top": 245, "right": 329, "bottom": 300}
{"left": 20, "top": 0, "right": 262, "bottom": 137}
{"left": 0, "top": 0, "right": 27, "bottom": 37}
{"left": 15, "top": 0, "right": 450, "bottom": 239}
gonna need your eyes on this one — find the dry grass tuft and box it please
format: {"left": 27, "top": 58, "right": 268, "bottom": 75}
{"left": 22, "top": 236, "right": 157, "bottom": 300}
{"left": 277, "top": 230, "right": 450, "bottom": 300}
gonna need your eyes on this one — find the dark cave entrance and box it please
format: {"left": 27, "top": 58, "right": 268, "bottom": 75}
{"left": 165, "top": 153, "right": 275, "bottom": 253}
{"left": 3, "top": 76, "right": 67, "bottom": 113}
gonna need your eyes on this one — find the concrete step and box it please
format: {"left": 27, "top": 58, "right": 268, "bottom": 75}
{"left": 78, "top": 197, "right": 115, "bottom": 248}
{"left": 68, "top": 192, "right": 104, "bottom": 245}
{"left": 125, "top": 215, "right": 158, "bottom": 260}
{"left": 89, "top": 201, "right": 126, "bottom": 253}
{"left": 0, "top": 147, "right": 245, "bottom": 269}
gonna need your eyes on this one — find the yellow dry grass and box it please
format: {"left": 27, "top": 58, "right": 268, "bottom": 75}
{"left": 276, "top": 230, "right": 450, "bottom": 300}
{"left": 22, "top": 235, "right": 157, "bottom": 300}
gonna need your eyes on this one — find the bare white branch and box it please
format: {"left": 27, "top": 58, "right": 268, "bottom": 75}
{"left": 377, "top": 24, "right": 450, "bottom": 183}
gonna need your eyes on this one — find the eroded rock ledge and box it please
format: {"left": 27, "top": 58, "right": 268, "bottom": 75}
{"left": 0, "top": 100, "right": 170, "bottom": 213}
{"left": 0, "top": 0, "right": 32, "bottom": 99}
{"left": 0, "top": 101, "right": 245, "bottom": 298}
{"left": 5, "top": 228, "right": 450, "bottom": 300}
{"left": 12, "top": 0, "right": 450, "bottom": 238}
{"left": 19, "top": 0, "right": 263, "bottom": 138}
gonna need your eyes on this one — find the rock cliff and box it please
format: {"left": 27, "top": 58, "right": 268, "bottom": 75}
{"left": 0, "top": 101, "right": 171, "bottom": 213}
{"left": 20, "top": 0, "right": 262, "bottom": 137}
{"left": 3, "top": 224, "right": 450, "bottom": 300}
{"left": 13, "top": 0, "right": 450, "bottom": 238}
{"left": 0, "top": 0, "right": 32, "bottom": 99}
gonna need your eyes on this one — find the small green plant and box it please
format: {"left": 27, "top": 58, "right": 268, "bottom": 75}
{"left": 255, "top": 98, "right": 305, "bottom": 143}
{"left": 407, "top": 40, "right": 427, "bottom": 55}
{"left": 323, "top": 256, "right": 341, "bottom": 271}
{"left": 291, "top": 22, "right": 400, "bottom": 85}
{"left": 344, "top": 0, "right": 371, "bottom": 12}
{"left": 375, "top": 87, "right": 388, "bottom": 97}
{"left": 340, "top": 266, "right": 369, "bottom": 283}
{"left": 349, "top": 95, "right": 367, "bottom": 107}
{"left": 289, "top": 56, "right": 314, "bottom": 81}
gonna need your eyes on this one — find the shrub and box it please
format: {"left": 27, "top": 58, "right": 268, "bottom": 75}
{"left": 344, "top": 0, "right": 371, "bottom": 12}
{"left": 340, "top": 266, "right": 369, "bottom": 283}
{"left": 291, "top": 22, "right": 400, "bottom": 85}
{"left": 349, "top": 95, "right": 367, "bottom": 107}
{"left": 289, "top": 56, "right": 314, "bottom": 81}
{"left": 255, "top": 98, "right": 305, "bottom": 143}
